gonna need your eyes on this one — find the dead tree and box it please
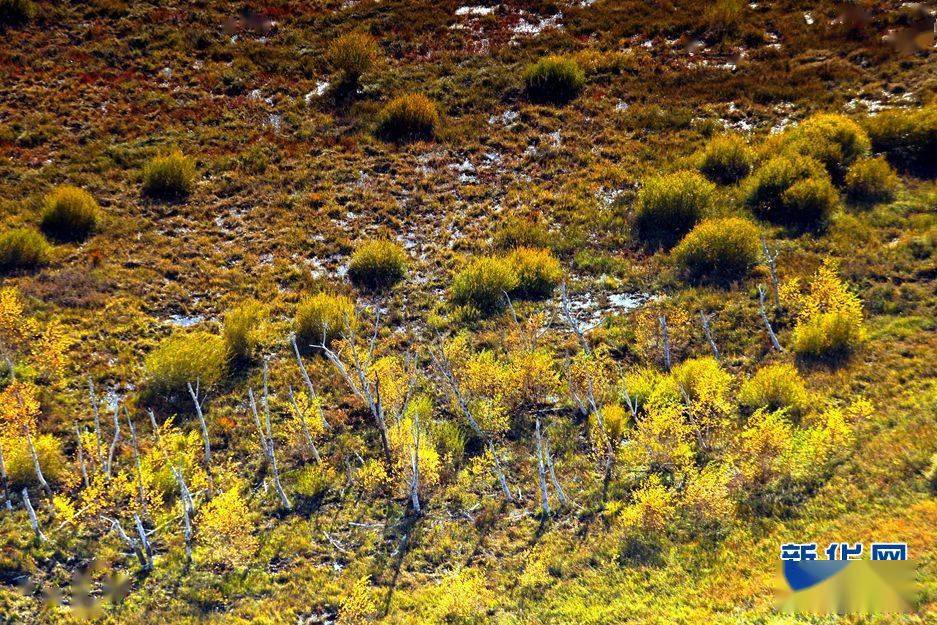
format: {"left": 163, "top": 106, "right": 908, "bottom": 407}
{"left": 761, "top": 236, "right": 780, "bottom": 310}
{"left": 22, "top": 488, "right": 45, "bottom": 540}
{"left": 409, "top": 410, "right": 421, "bottom": 514}
{"left": 75, "top": 425, "right": 90, "bottom": 490}
{"left": 260, "top": 361, "right": 292, "bottom": 510}
{"left": 248, "top": 388, "right": 271, "bottom": 457}
{"left": 88, "top": 378, "right": 104, "bottom": 472}
{"left": 105, "top": 396, "right": 121, "bottom": 479}
{"left": 125, "top": 411, "right": 148, "bottom": 519}
{"left": 542, "top": 424, "right": 569, "bottom": 508}
{"left": 534, "top": 418, "right": 551, "bottom": 517}
{"left": 287, "top": 385, "right": 321, "bottom": 464}
{"left": 134, "top": 513, "right": 153, "bottom": 571}
{"left": 700, "top": 312, "right": 720, "bottom": 361}
{"left": 25, "top": 427, "right": 51, "bottom": 496}
{"left": 432, "top": 348, "right": 513, "bottom": 503}
{"left": 171, "top": 466, "right": 194, "bottom": 567}
{"left": 290, "top": 335, "right": 329, "bottom": 430}
{"left": 187, "top": 380, "right": 214, "bottom": 495}
{"left": 0, "top": 447, "right": 12, "bottom": 511}
{"left": 758, "top": 285, "right": 783, "bottom": 352}
{"left": 107, "top": 516, "right": 149, "bottom": 571}
{"left": 659, "top": 316, "right": 672, "bottom": 370}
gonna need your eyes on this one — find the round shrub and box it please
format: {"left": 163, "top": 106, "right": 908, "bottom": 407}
{"left": 142, "top": 150, "right": 196, "bottom": 199}
{"left": 589, "top": 404, "right": 627, "bottom": 446}
{"left": 223, "top": 299, "right": 266, "bottom": 363}
{"left": 635, "top": 171, "right": 715, "bottom": 246}
{"left": 40, "top": 185, "right": 100, "bottom": 241}
{"left": 844, "top": 156, "right": 899, "bottom": 205}
{"left": 671, "top": 217, "right": 759, "bottom": 284}
{"left": 3, "top": 434, "right": 71, "bottom": 490}
{"left": 739, "top": 363, "right": 809, "bottom": 418}
{"left": 698, "top": 134, "right": 754, "bottom": 184}
{"left": 508, "top": 247, "right": 562, "bottom": 299}
{"left": 375, "top": 94, "right": 439, "bottom": 143}
{"left": 863, "top": 106, "right": 937, "bottom": 177}
{"left": 744, "top": 153, "right": 830, "bottom": 226}
{"left": 779, "top": 177, "right": 838, "bottom": 229}
{"left": 295, "top": 293, "right": 357, "bottom": 347}
{"left": 144, "top": 331, "right": 228, "bottom": 399}
{"left": 327, "top": 32, "right": 380, "bottom": 86}
{"left": 450, "top": 256, "right": 519, "bottom": 315}
{"left": 784, "top": 113, "right": 870, "bottom": 180}
{"left": 0, "top": 228, "right": 51, "bottom": 272}
{"left": 523, "top": 55, "right": 585, "bottom": 104}
{"left": 0, "top": 0, "right": 35, "bottom": 26}
{"left": 792, "top": 310, "right": 866, "bottom": 363}
{"left": 347, "top": 239, "right": 408, "bottom": 291}
{"left": 927, "top": 454, "right": 937, "bottom": 494}
{"left": 492, "top": 216, "right": 551, "bottom": 250}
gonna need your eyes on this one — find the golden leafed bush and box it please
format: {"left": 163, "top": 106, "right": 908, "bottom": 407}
{"left": 375, "top": 94, "right": 439, "bottom": 143}
{"left": 863, "top": 106, "right": 937, "bottom": 177}
{"left": 222, "top": 299, "right": 267, "bottom": 363}
{"left": 745, "top": 153, "right": 834, "bottom": 228}
{"left": 295, "top": 292, "right": 357, "bottom": 346}
{"left": 783, "top": 113, "right": 871, "bottom": 180}
{"left": 0, "top": 228, "right": 51, "bottom": 272}
{"left": 698, "top": 134, "right": 754, "bottom": 184}
{"left": 739, "top": 363, "right": 809, "bottom": 417}
{"left": 143, "top": 331, "right": 228, "bottom": 398}
{"left": 142, "top": 150, "right": 196, "bottom": 199}
{"left": 195, "top": 483, "right": 258, "bottom": 569}
{"left": 2, "top": 434, "right": 72, "bottom": 490}
{"left": 779, "top": 176, "right": 838, "bottom": 229}
{"left": 347, "top": 239, "right": 408, "bottom": 291}
{"left": 450, "top": 256, "right": 518, "bottom": 315}
{"left": 327, "top": 32, "right": 380, "bottom": 86}
{"left": 844, "top": 156, "right": 900, "bottom": 205}
{"left": 634, "top": 170, "right": 715, "bottom": 246}
{"left": 508, "top": 247, "right": 563, "bottom": 299}
{"left": 523, "top": 55, "right": 585, "bottom": 104}
{"left": 671, "top": 217, "right": 759, "bottom": 284}
{"left": 40, "top": 185, "right": 101, "bottom": 241}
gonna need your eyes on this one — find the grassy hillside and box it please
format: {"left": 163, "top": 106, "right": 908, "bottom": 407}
{"left": 0, "top": 1, "right": 935, "bottom": 623}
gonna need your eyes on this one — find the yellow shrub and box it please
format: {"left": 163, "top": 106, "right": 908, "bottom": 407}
{"left": 338, "top": 576, "right": 377, "bottom": 625}
{"left": 0, "top": 228, "right": 51, "bottom": 272}
{"left": 347, "top": 239, "right": 408, "bottom": 291}
{"left": 375, "top": 94, "right": 439, "bottom": 143}
{"left": 635, "top": 170, "right": 715, "bottom": 246}
{"left": 2, "top": 433, "right": 73, "bottom": 490}
{"left": 195, "top": 483, "right": 258, "bottom": 569}
{"left": 863, "top": 105, "right": 937, "bottom": 176}
{"left": 619, "top": 475, "right": 676, "bottom": 535}
{"left": 698, "top": 133, "right": 753, "bottom": 184}
{"left": 143, "top": 331, "right": 228, "bottom": 399}
{"left": 671, "top": 217, "right": 760, "bottom": 284}
{"left": 784, "top": 113, "right": 871, "bottom": 179}
{"left": 294, "top": 292, "right": 357, "bottom": 347}
{"left": 844, "top": 156, "right": 900, "bottom": 204}
{"left": 450, "top": 255, "right": 518, "bottom": 315}
{"left": 142, "top": 150, "right": 196, "bottom": 199}
{"left": 786, "top": 263, "right": 866, "bottom": 363}
{"left": 589, "top": 403, "right": 628, "bottom": 450}
{"left": 619, "top": 405, "right": 695, "bottom": 475}
{"left": 506, "top": 348, "right": 559, "bottom": 408}
{"left": 739, "top": 363, "right": 809, "bottom": 417}
{"left": 680, "top": 464, "right": 735, "bottom": 533}
{"left": 523, "top": 55, "right": 585, "bottom": 104}
{"left": 508, "top": 247, "right": 563, "bottom": 299}
{"left": 222, "top": 299, "right": 267, "bottom": 362}
{"left": 40, "top": 185, "right": 101, "bottom": 241}
{"left": 327, "top": 32, "right": 380, "bottom": 86}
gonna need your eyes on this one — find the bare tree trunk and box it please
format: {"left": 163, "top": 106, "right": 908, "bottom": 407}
{"left": 287, "top": 385, "right": 321, "bottom": 464}
{"left": 761, "top": 236, "right": 780, "bottom": 310}
{"left": 88, "top": 378, "right": 104, "bottom": 472}
{"left": 125, "top": 412, "right": 148, "bottom": 518}
{"left": 25, "top": 427, "right": 51, "bottom": 496}
{"left": 534, "top": 418, "right": 551, "bottom": 517}
{"left": 262, "top": 362, "right": 292, "bottom": 510}
{"left": 22, "top": 488, "right": 45, "bottom": 540}
{"left": 700, "top": 312, "right": 720, "bottom": 361}
{"left": 172, "top": 467, "right": 194, "bottom": 568}
{"left": 105, "top": 397, "right": 121, "bottom": 479}
{"left": 109, "top": 516, "right": 146, "bottom": 569}
{"left": 187, "top": 381, "right": 214, "bottom": 495}
{"left": 75, "top": 425, "right": 90, "bottom": 490}
{"left": 659, "top": 316, "right": 672, "bottom": 370}
{"left": 758, "top": 286, "right": 783, "bottom": 352}
{"left": 291, "top": 335, "right": 329, "bottom": 429}
{"left": 134, "top": 513, "right": 153, "bottom": 571}
{"left": 0, "top": 446, "right": 12, "bottom": 511}
{"left": 248, "top": 388, "right": 271, "bottom": 458}
{"left": 542, "top": 427, "right": 568, "bottom": 508}
{"left": 410, "top": 412, "right": 421, "bottom": 514}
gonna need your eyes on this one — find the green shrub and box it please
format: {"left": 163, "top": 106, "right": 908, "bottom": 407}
{"left": 745, "top": 153, "right": 832, "bottom": 227}
{"left": 792, "top": 311, "right": 865, "bottom": 363}
{"left": 375, "top": 94, "right": 439, "bottom": 143}
{"left": 523, "top": 55, "right": 585, "bottom": 104}
{"left": 40, "top": 185, "right": 101, "bottom": 241}
{"left": 142, "top": 150, "right": 196, "bottom": 199}
{"left": 779, "top": 177, "right": 838, "bottom": 229}
{"left": 671, "top": 217, "right": 759, "bottom": 284}
{"left": 292, "top": 464, "right": 334, "bottom": 499}
{"left": 492, "top": 217, "right": 551, "bottom": 250}
{"left": 295, "top": 293, "right": 357, "bottom": 347}
{"left": 450, "top": 256, "right": 519, "bottom": 315}
{"left": 784, "top": 113, "right": 870, "bottom": 180}
{"left": 4, "top": 434, "right": 70, "bottom": 490}
{"left": 223, "top": 299, "right": 266, "bottom": 363}
{"left": 635, "top": 171, "right": 715, "bottom": 246}
{"left": 144, "top": 331, "right": 228, "bottom": 399}
{"left": 844, "top": 156, "right": 899, "bottom": 204}
{"left": 698, "top": 134, "right": 754, "bottom": 184}
{"left": 0, "top": 0, "right": 35, "bottom": 25}
{"left": 508, "top": 247, "right": 563, "bottom": 299}
{"left": 927, "top": 454, "right": 937, "bottom": 494}
{"left": 327, "top": 32, "right": 380, "bottom": 87}
{"left": 347, "top": 239, "right": 408, "bottom": 291}
{"left": 0, "top": 228, "right": 51, "bottom": 272}
{"left": 739, "top": 363, "right": 809, "bottom": 417}
{"left": 863, "top": 106, "right": 937, "bottom": 177}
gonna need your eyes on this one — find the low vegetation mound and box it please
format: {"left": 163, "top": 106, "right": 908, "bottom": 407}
{"left": 739, "top": 363, "right": 809, "bottom": 418}
{"left": 0, "top": 228, "right": 51, "bottom": 272}
{"left": 745, "top": 153, "right": 835, "bottom": 229}
{"left": 698, "top": 134, "right": 753, "bottom": 184}
{"left": 347, "top": 239, "right": 408, "bottom": 291}
{"left": 327, "top": 32, "right": 380, "bottom": 88}
{"left": 783, "top": 113, "right": 871, "bottom": 180}
{"left": 295, "top": 293, "right": 357, "bottom": 347}
{"left": 508, "top": 247, "right": 563, "bottom": 299}
{"left": 0, "top": 0, "right": 34, "bottom": 26}
{"left": 635, "top": 171, "right": 715, "bottom": 247}
{"left": 375, "top": 94, "right": 438, "bottom": 143}
{"left": 671, "top": 217, "right": 759, "bottom": 284}
{"left": 142, "top": 151, "right": 196, "bottom": 199}
{"left": 787, "top": 264, "right": 867, "bottom": 364}
{"left": 450, "top": 256, "right": 518, "bottom": 315}
{"left": 863, "top": 106, "right": 937, "bottom": 177}
{"left": 223, "top": 299, "right": 266, "bottom": 363}
{"left": 523, "top": 55, "right": 585, "bottom": 104}
{"left": 143, "top": 331, "right": 228, "bottom": 400}
{"left": 40, "top": 185, "right": 100, "bottom": 241}
{"left": 844, "top": 156, "right": 899, "bottom": 205}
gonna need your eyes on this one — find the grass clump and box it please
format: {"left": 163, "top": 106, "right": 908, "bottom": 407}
{"left": 347, "top": 239, "right": 408, "bottom": 291}
{"left": 863, "top": 106, "right": 937, "bottom": 177}
{"left": 375, "top": 94, "right": 439, "bottom": 143}
{"left": 635, "top": 171, "right": 715, "bottom": 247}
{"left": 508, "top": 247, "right": 563, "bottom": 299}
{"left": 143, "top": 331, "right": 228, "bottom": 399}
{"left": 0, "top": 0, "right": 35, "bottom": 26}
{"left": 784, "top": 113, "right": 870, "bottom": 180}
{"left": 0, "top": 228, "right": 51, "bottom": 272}
{"left": 739, "top": 363, "right": 809, "bottom": 418}
{"left": 698, "top": 134, "right": 754, "bottom": 184}
{"left": 327, "top": 32, "right": 380, "bottom": 88}
{"left": 745, "top": 153, "right": 834, "bottom": 228}
{"left": 523, "top": 55, "right": 585, "bottom": 105}
{"left": 492, "top": 216, "right": 551, "bottom": 250}
{"left": 450, "top": 256, "right": 518, "bottom": 315}
{"left": 844, "top": 156, "right": 899, "bottom": 205}
{"left": 295, "top": 293, "right": 356, "bottom": 347}
{"left": 927, "top": 454, "right": 937, "bottom": 494}
{"left": 142, "top": 150, "right": 196, "bottom": 200}
{"left": 223, "top": 299, "right": 266, "bottom": 363}
{"left": 40, "top": 185, "right": 100, "bottom": 241}
{"left": 671, "top": 217, "right": 759, "bottom": 284}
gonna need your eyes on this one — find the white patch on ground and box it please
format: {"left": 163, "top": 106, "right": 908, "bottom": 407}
{"left": 456, "top": 5, "right": 496, "bottom": 16}
{"left": 489, "top": 109, "right": 519, "bottom": 126}
{"left": 167, "top": 314, "right": 204, "bottom": 328}
{"left": 564, "top": 291, "right": 651, "bottom": 330}
{"left": 511, "top": 11, "right": 563, "bottom": 39}
{"left": 803, "top": 12, "right": 814, "bottom": 25}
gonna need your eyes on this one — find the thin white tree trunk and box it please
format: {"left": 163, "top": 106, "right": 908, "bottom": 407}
{"left": 187, "top": 381, "right": 214, "bottom": 495}
{"left": 22, "top": 488, "right": 45, "bottom": 541}
{"left": 759, "top": 285, "right": 783, "bottom": 352}
{"left": 534, "top": 418, "right": 551, "bottom": 517}
{"left": 0, "top": 446, "right": 12, "bottom": 511}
